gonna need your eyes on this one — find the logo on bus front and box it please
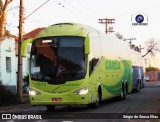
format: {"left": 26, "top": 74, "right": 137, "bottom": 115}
{"left": 42, "top": 40, "right": 52, "bottom": 43}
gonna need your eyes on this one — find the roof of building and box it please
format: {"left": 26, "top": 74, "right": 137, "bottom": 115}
{"left": 9, "top": 27, "right": 45, "bottom": 41}
{"left": 23, "top": 27, "right": 45, "bottom": 40}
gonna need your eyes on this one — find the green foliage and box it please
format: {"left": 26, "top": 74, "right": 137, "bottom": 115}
{"left": 23, "top": 74, "right": 29, "bottom": 85}
{"left": 0, "top": 81, "right": 18, "bottom": 106}
{"left": 146, "top": 67, "right": 160, "bottom": 72}
{"left": 22, "top": 75, "right": 29, "bottom": 94}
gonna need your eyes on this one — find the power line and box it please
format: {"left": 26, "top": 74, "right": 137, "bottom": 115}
{"left": 62, "top": 0, "right": 96, "bottom": 19}
{"left": 24, "top": 0, "right": 50, "bottom": 20}
{"left": 74, "top": 0, "right": 99, "bottom": 18}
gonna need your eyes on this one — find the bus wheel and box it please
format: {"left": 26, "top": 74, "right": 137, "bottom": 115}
{"left": 46, "top": 105, "right": 55, "bottom": 112}
{"left": 136, "top": 81, "right": 141, "bottom": 92}
{"left": 119, "top": 84, "right": 126, "bottom": 100}
{"left": 88, "top": 91, "right": 100, "bottom": 109}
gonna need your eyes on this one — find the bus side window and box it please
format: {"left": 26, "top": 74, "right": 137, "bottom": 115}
{"left": 89, "top": 60, "right": 93, "bottom": 75}
{"left": 89, "top": 58, "right": 99, "bottom": 75}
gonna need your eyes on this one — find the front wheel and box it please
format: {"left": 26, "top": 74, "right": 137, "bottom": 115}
{"left": 88, "top": 91, "right": 100, "bottom": 109}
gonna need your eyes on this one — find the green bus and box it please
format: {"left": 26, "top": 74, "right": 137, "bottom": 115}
{"left": 22, "top": 23, "right": 132, "bottom": 111}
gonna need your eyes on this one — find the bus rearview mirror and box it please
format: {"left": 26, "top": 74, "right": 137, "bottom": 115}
{"left": 21, "top": 38, "right": 33, "bottom": 56}
{"left": 84, "top": 36, "right": 90, "bottom": 54}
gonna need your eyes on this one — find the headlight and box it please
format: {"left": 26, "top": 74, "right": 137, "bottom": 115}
{"left": 74, "top": 87, "right": 88, "bottom": 95}
{"left": 29, "top": 88, "right": 41, "bottom": 95}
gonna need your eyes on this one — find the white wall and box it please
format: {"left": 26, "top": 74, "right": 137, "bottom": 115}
{"left": 0, "top": 37, "right": 30, "bottom": 93}
{"left": 0, "top": 37, "right": 17, "bottom": 86}
{"left": 22, "top": 53, "right": 30, "bottom": 76}
{"left": 98, "top": 34, "right": 143, "bottom": 67}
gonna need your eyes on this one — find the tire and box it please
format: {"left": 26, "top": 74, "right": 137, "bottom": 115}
{"left": 119, "top": 84, "right": 126, "bottom": 100}
{"left": 140, "top": 81, "right": 142, "bottom": 89}
{"left": 126, "top": 83, "right": 128, "bottom": 94}
{"left": 46, "top": 105, "right": 55, "bottom": 112}
{"left": 88, "top": 91, "right": 100, "bottom": 109}
{"left": 136, "top": 81, "right": 141, "bottom": 92}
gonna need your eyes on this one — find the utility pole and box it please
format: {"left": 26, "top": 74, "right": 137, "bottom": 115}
{"left": 98, "top": 18, "right": 115, "bottom": 34}
{"left": 17, "top": 0, "right": 24, "bottom": 103}
{"left": 124, "top": 38, "right": 136, "bottom": 48}
{"left": 139, "top": 45, "right": 145, "bottom": 53}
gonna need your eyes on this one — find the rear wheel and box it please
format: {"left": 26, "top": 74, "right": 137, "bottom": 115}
{"left": 119, "top": 84, "right": 126, "bottom": 100}
{"left": 136, "top": 80, "right": 141, "bottom": 92}
{"left": 126, "top": 83, "right": 128, "bottom": 94}
{"left": 46, "top": 105, "right": 55, "bottom": 112}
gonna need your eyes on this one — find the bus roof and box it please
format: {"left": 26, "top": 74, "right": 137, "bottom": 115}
{"left": 35, "top": 23, "right": 97, "bottom": 39}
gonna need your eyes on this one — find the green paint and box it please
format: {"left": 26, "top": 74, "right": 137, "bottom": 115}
{"left": 35, "top": 82, "right": 47, "bottom": 87}
{"left": 63, "top": 83, "right": 80, "bottom": 86}
{"left": 84, "top": 35, "right": 90, "bottom": 54}
{"left": 106, "top": 60, "right": 120, "bottom": 70}
{"left": 100, "top": 82, "right": 122, "bottom": 95}
{"left": 101, "top": 60, "right": 132, "bottom": 95}
{"left": 122, "top": 60, "right": 132, "bottom": 92}
{"left": 21, "top": 39, "right": 33, "bottom": 56}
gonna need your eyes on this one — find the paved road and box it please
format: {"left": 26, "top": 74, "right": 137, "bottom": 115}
{"left": 0, "top": 81, "right": 160, "bottom": 122}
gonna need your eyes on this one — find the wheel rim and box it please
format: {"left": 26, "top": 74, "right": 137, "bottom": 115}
{"left": 96, "top": 92, "right": 100, "bottom": 106}
{"left": 124, "top": 86, "right": 126, "bottom": 95}
{"left": 121, "top": 88, "right": 124, "bottom": 98}
{"left": 121, "top": 86, "right": 126, "bottom": 99}
{"left": 137, "top": 82, "right": 140, "bottom": 91}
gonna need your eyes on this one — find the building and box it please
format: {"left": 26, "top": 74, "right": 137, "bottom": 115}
{"left": 0, "top": 37, "right": 17, "bottom": 92}
{"left": 0, "top": 28, "right": 45, "bottom": 93}
{"left": 144, "top": 54, "right": 160, "bottom": 81}
{"left": 144, "top": 54, "right": 160, "bottom": 69}
{"left": 18, "top": 28, "right": 45, "bottom": 76}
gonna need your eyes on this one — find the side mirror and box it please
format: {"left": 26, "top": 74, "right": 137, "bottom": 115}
{"left": 84, "top": 35, "right": 90, "bottom": 54}
{"left": 21, "top": 38, "right": 33, "bottom": 56}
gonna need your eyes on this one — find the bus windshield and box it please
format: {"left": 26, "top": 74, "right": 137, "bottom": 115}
{"left": 30, "top": 36, "right": 86, "bottom": 84}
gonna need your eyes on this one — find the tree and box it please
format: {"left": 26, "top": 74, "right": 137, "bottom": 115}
{"left": 146, "top": 67, "right": 160, "bottom": 72}
{"left": 0, "top": 0, "right": 13, "bottom": 43}
{"left": 115, "top": 32, "right": 124, "bottom": 40}
{"left": 142, "top": 38, "right": 160, "bottom": 57}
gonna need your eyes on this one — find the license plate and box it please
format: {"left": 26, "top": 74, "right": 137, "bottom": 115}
{"left": 52, "top": 98, "right": 62, "bottom": 102}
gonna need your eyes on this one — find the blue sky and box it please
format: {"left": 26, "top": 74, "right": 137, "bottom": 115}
{"left": 5, "top": 0, "right": 160, "bottom": 47}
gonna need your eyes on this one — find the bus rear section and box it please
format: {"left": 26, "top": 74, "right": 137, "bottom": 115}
{"left": 88, "top": 58, "right": 132, "bottom": 103}
{"left": 132, "top": 66, "right": 144, "bottom": 91}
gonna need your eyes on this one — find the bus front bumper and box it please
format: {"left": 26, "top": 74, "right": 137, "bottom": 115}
{"left": 29, "top": 91, "right": 89, "bottom": 105}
